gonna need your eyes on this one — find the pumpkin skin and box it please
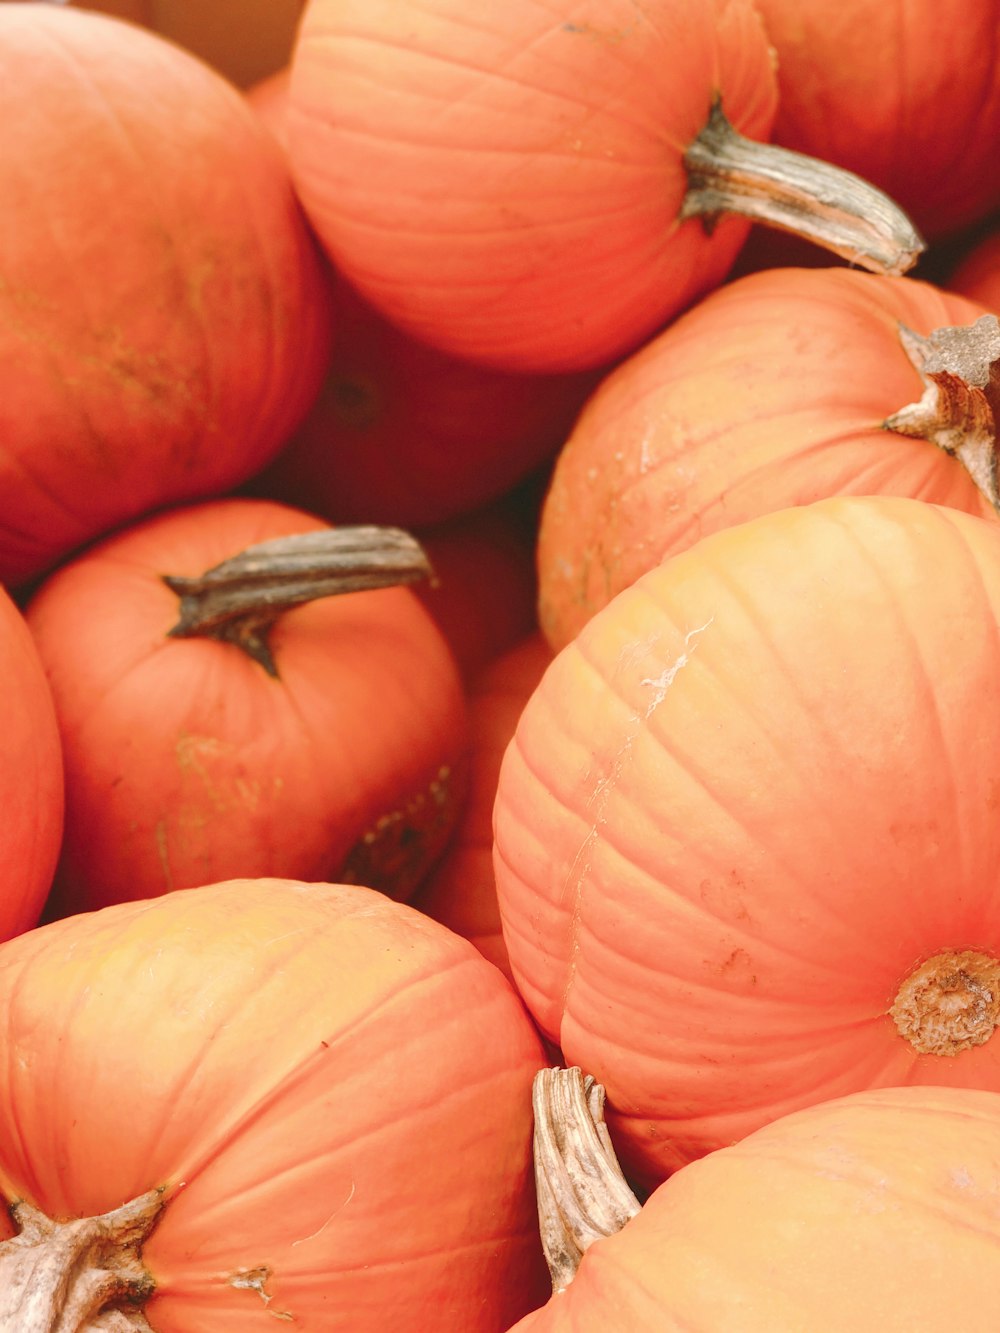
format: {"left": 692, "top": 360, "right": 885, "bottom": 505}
{"left": 412, "top": 490, "right": 542, "bottom": 682}
{"left": 537, "top": 267, "right": 996, "bottom": 650}
{"left": 0, "top": 590, "right": 63, "bottom": 942}
{"left": 250, "top": 269, "right": 596, "bottom": 528}
{"left": 949, "top": 229, "right": 1000, "bottom": 311}
{"left": 245, "top": 74, "right": 595, "bottom": 526}
{"left": 69, "top": 1, "right": 306, "bottom": 87}
{"left": 285, "top": 0, "right": 776, "bottom": 373}
{"left": 513, "top": 1085, "right": 1000, "bottom": 1331}
{"left": 414, "top": 634, "right": 552, "bottom": 980}
{"left": 26, "top": 497, "right": 468, "bottom": 915}
{"left": 0, "top": 878, "right": 549, "bottom": 1329}
{"left": 0, "top": 4, "right": 334, "bottom": 586}
{"left": 751, "top": 0, "right": 1000, "bottom": 240}
{"left": 496, "top": 495, "right": 1000, "bottom": 1188}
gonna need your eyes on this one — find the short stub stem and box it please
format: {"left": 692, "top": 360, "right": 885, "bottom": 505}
{"left": 885, "top": 314, "right": 1000, "bottom": 515}
{"left": 681, "top": 100, "right": 924, "bottom": 276}
{"left": 164, "top": 525, "right": 433, "bottom": 677}
{"left": 0, "top": 1188, "right": 164, "bottom": 1332}
{"left": 891, "top": 950, "right": 1000, "bottom": 1056}
{"left": 532, "top": 1067, "right": 641, "bottom": 1294}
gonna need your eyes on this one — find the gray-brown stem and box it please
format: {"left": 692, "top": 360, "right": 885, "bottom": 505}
{"left": 884, "top": 313, "right": 1000, "bottom": 514}
{"left": 164, "top": 525, "right": 433, "bottom": 677}
{"left": 532, "top": 1067, "right": 641, "bottom": 1294}
{"left": 0, "top": 1189, "right": 164, "bottom": 1332}
{"left": 681, "top": 100, "right": 924, "bottom": 276}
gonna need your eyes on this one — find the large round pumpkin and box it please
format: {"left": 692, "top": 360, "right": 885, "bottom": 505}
{"left": 496, "top": 494, "right": 1000, "bottom": 1188}
{"left": 0, "top": 3, "right": 333, "bottom": 585}
{"left": 537, "top": 267, "right": 998, "bottom": 649}
{"left": 26, "top": 497, "right": 467, "bottom": 915}
{"left": 285, "top": 0, "right": 920, "bottom": 373}
{"left": 0, "top": 878, "right": 548, "bottom": 1329}
{"left": 513, "top": 1073, "right": 1000, "bottom": 1331}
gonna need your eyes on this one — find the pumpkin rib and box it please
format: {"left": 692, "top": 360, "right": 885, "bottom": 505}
{"left": 43, "top": 30, "right": 223, "bottom": 412}
{"left": 616, "top": 571, "right": 887, "bottom": 932}
{"left": 829, "top": 503, "right": 977, "bottom": 896}
{"left": 136, "top": 923, "right": 328, "bottom": 1186}
{"left": 170, "top": 984, "right": 519, "bottom": 1256}
{"left": 651, "top": 517, "right": 987, "bottom": 966}
{"left": 319, "top": 11, "right": 686, "bottom": 150}
{"left": 161, "top": 946, "right": 484, "bottom": 1193}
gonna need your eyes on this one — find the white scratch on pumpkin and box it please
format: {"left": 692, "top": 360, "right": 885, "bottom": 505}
{"left": 291, "top": 1181, "right": 356, "bottom": 1246}
{"left": 640, "top": 617, "right": 713, "bottom": 715}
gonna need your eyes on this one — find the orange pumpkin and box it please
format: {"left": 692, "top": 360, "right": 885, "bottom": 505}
{"left": 0, "top": 4, "right": 333, "bottom": 586}
{"left": 0, "top": 590, "right": 63, "bottom": 942}
{"left": 411, "top": 489, "right": 543, "bottom": 682}
{"left": 249, "top": 269, "right": 595, "bottom": 527}
{"left": 949, "top": 228, "right": 1000, "bottom": 311}
{"left": 0, "top": 878, "right": 549, "bottom": 1329}
{"left": 414, "top": 634, "right": 553, "bottom": 979}
{"left": 69, "top": 0, "right": 306, "bottom": 87}
{"left": 496, "top": 495, "right": 1000, "bottom": 1188}
{"left": 26, "top": 497, "right": 467, "bottom": 916}
{"left": 246, "top": 64, "right": 293, "bottom": 145}
{"left": 538, "top": 267, "right": 998, "bottom": 650}
{"left": 285, "top": 0, "right": 920, "bottom": 373}
{"left": 513, "top": 1071, "right": 1000, "bottom": 1330}
{"left": 752, "top": 0, "right": 1000, "bottom": 240}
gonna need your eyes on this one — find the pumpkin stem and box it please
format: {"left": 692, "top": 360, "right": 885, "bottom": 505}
{"left": 891, "top": 950, "right": 1000, "bottom": 1056}
{"left": 681, "top": 99, "right": 924, "bottom": 276}
{"left": 884, "top": 314, "right": 1000, "bottom": 514}
{"left": 532, "top": 1066, "right": 641, "bottom": 1294}
{"left": 0, "top": 1188, "right": 164, "bottom": 1331}
{"left": 163, "top": 525, "right": 433, "bottom": 677}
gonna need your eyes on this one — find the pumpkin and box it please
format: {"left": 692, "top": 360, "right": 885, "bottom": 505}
{"left": 512, "top": 1069, "right": 1000, "bottom": 1331}
{"left": 69, "top": 0, "right": 306, "bottom": 87}
{"left": 26, "top": 497, "right": 468, "bottom": 916}
{"left": 411, "top": 487, "right": 543, "bottom": 682}
{"left": 0, "top": 589, "right": 63, "bottom": 942}
{"left": 0, "top": 3, "right": 333, "bottom": 586}
{"left": 246, "top": 65, "right": 293, "bottom": 146}
{"left": 285, "top": 0, "right": 921, "bottom": 373}
{"left": 0, "top": 878, "right": 549, "bottom": 1330}
{"left": 751, "top": 0, "right": 1000, "bottom": 240}
{"left": 248, "top": 267, "right": 596, "bottom": 528}
{"left": 949, "top": 228, "right": 1000, "bottom": 312}
{"left": 496, "top": 495, "right": 1000, "bottom": 1188}
{"left": 537, "top": 267, "right": 999, "bottom": 650}
{"left": 414, "top": 633, "right": 553, "bottom": 979}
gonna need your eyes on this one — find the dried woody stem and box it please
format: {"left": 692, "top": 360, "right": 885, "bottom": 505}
{"left": 164, "top": 525, "right": 433, "bottom": 677}
{"left": 0, "top": 1189, "right": 165, "bottom": 1332}
{"left": 885, "top": 313, "right": 1000, "bottom": 515}
{"left": 532, "top": 1067, "right": 641, "bottom": 1294}
{"left": 681, "top": 100, "right": 924, "bottom": 276}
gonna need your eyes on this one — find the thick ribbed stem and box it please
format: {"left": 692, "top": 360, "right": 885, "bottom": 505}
{"left": 681, "top": 100, "right": 923, "bottom": 276}
{"left": 0, "top": 1189, "right": 164, "bottom": 1332}
{"left": 532, "top": 1067, "right": 641, "bottom": 1294}
{"left": 164, "top": 525, "right": 432, "bottom": 677}
{"left": 884, "top": 314, "right": 1000, "bottom": 514}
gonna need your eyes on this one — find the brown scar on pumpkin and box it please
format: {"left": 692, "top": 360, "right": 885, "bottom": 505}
{"left": 339, "top": 759, "right": 467, "bottom": 901}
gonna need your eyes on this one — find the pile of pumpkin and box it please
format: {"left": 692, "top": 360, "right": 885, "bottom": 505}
{"left": 6, "top": 0, "right": 1000, "bottom": 1327}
